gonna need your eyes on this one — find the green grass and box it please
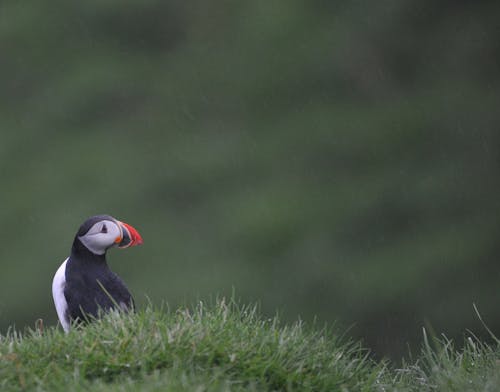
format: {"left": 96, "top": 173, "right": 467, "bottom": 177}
{"left": 0, "top": 299, "right": 499, "bottom": 391}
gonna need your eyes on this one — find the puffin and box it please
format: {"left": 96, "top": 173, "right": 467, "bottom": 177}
{"left": 52, "top": 215, "right": 143, "bottom": 332}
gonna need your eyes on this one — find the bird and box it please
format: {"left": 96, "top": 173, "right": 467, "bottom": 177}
{"left": 52, "top": 215, "right": 143, "bottom": 332}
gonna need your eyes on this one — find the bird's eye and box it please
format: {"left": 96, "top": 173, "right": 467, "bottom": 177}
{"left": 101, "top": 224, "right": 108, "bottom": 234}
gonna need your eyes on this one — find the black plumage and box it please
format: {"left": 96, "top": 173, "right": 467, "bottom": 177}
{"left": 64, "top": 237, "right": 134, "bottom": 324}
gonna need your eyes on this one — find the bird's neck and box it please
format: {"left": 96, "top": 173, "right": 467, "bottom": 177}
{"left": 71, "top": 238, "right": 108, "bottom": 265}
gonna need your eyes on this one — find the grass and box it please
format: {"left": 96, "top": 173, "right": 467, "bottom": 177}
{"left": 0, "top": 299, "right": 499, "bottom": 391}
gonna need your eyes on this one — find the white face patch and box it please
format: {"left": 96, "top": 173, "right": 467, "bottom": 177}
{"left": 78, "top": 220, "right": 122, "bottom": 255}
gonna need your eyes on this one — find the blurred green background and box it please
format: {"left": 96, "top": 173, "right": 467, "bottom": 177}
{"left": 1, "top": 1, "right": 499, "bottom": 358}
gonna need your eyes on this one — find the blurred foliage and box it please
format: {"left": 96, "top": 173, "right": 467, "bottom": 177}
{"left": 0, "top": 0, "right": 499, "bottom": 357}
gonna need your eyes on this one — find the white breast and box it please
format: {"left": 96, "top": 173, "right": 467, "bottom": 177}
{"left": 52, "top": 258, "right": 70, "bottom": 332}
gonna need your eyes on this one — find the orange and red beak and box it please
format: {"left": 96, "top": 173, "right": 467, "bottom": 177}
{"left": 115, "top": 221, "right": 143, "bottom": 248}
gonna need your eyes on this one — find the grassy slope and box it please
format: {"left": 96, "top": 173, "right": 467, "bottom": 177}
{"left": 0, "top": 300, "right": 498, "bottom": 391}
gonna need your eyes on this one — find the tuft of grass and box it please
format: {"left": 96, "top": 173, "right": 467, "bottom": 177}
{"left": 0, "top": 298, "right": 499, "bottom": 391}
{"left": 387, "top": 328, "right": 500, "bottom": 392}
{"left": 0, "top": 299, "right": 380, "bottom": 391}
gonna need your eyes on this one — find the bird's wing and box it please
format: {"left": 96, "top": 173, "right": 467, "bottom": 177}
{"left": 108, "top": 272, "right": 135, "bottom": 311}
{"left": 52, "top": 258, "right": 70, "bottom": 332}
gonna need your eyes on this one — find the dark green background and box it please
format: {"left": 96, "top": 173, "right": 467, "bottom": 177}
{"left": 1, "top": 1, "right": 499, "bottom": 358}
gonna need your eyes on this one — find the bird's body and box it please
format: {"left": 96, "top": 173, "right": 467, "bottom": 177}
{"left": 52, "top": 215, "right": 142, "bottom": 332}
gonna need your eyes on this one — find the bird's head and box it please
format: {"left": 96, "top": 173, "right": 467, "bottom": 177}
{"left": 74, "top": 215, "right": 143, "bottom": 255}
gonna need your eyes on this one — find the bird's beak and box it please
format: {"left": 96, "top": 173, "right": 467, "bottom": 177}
{"left": 115, "top": 221, "right": 143, "bottom": 248}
